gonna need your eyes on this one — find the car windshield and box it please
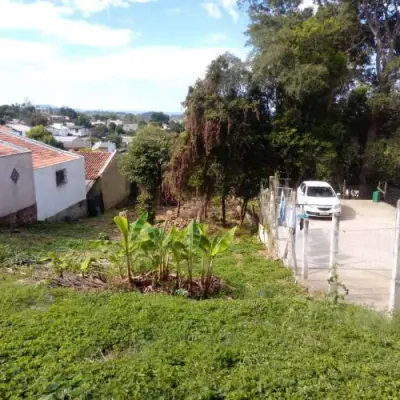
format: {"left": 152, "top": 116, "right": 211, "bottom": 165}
{"left": 307, "top": 186, "right": 335, "bottom": 197}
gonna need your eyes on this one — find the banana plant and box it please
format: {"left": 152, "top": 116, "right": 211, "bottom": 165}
{"left": 40, "top": 252, "right": 73, "bottom": 278}
{"left": 199, "top": 226, "right": 237, "bottom": 298}
{"left": 113, "top": 212, "right": 148, "bottom": 287}
{"left": 140, "top": 223, "right": 187, "bottom": 284}
{"left": 184, "top": 220, "right": 201, "bottom": 293}
{"left": 169, "top": 226, "right": 187, "bottom": 288}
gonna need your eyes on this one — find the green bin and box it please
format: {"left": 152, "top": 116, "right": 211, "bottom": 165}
{"left": 372, "top": 190, "right": 380, "bottom": 203}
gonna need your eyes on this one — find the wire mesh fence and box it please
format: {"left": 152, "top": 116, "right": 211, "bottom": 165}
{"left": 258, "top": 176, "right": 400, "bottom": 312}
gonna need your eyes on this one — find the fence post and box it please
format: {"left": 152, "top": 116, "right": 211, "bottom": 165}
{"left": 302, "top": 219, "right": 309, "bottom": 280}
{"left": 274, "top": 175, "right": 280, "bottom": 240}
{"left": 329, "top": 212, "right": 340, "bottom": 294}
{"left": 389, "top": 200, "right": 400, "bottom": 313}
{"left": 287, "top": 191, "right": 297, "bottom": 272}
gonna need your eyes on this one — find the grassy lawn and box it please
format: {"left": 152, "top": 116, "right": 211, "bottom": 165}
{"left": 1, "top": 216, "right": 400, "bottom": 399}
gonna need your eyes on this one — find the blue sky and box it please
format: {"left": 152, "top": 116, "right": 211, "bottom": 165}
{"left": 0, "top": 0, "right": 249, "bottom": 112}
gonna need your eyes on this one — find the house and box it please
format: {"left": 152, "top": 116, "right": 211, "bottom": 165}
{"left": 78, "top": 151, "right": 130, "bottom": 215}
{"left": 6, "top": 123, "right": 32, "bottom": 137}
{"left": 123, "top": 123, "right": 138, "bottom": 132}
{"left": 0, "top": 129, "right": 87, "bottom": 221}
{"left": 48, "top": 123, "right": 88, "bottom": 137}
{"left": 48, "top": 123, "right": 70, "bottom": 136}
{"left": 57, "top": 136, "right": 91, "bottom": 151}
{"left": 92, "top": 141, "right": 116, "bottom": 153}
{"left": 107, "top": 119, "right": 124, "bottom": 127}
{"left": 0, "top": 139, "right": 37, "bottom": 225}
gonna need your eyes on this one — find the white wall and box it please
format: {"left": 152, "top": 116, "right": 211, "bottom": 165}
{"left": 0, "top": 152, "right": 36, "bottom": 218}
{"left": 34, "top": 157, "right": 86, "bottom": 220}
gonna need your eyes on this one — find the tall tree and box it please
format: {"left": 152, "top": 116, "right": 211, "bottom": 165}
{"left": 169, "top": 52, "right": 271, "bottom": 224}
{"left": 150, "top": 112, "right": 170, "bottom": 126}
{"left": 59, "top": 107, "right": 78, "bottom": 120}
{"left": 119, "top": 125, "right": 176, "bottom": 222}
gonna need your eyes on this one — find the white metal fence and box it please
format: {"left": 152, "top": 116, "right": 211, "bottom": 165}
{"left": 258, "top": 176, "right": 400, "bottom": 313}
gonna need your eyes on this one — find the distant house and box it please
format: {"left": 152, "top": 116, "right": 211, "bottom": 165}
{"left": 92, "top": 141, "right": 116, "bottom": 153}
{"left": 48, "top": 123, "right": 88, "bottom": 137}
{"left": 6, "top": 123, "right": 32, "bottom": 137}
{"left": 79, "top": 151, "right": 130, "bottom": 216}
{"left": 107, "top": 119, "right": 124, "bottom": 127}
{"left": 57, "top": 136, "right": 91, "bottom": 151}
{"left": 91, "top": 120, "right": 106, "bottom": 126}
{"left": 123, "top": 123, "right": 138, "bottom": 132}
{"left": 48, "top": 123, "right": 70, "bottom": 136}
{"left": 0, "top": 129, "right": 87, "bottom": 221}
{"left": 0, "top": 139, "right": 37, "bottom": 225}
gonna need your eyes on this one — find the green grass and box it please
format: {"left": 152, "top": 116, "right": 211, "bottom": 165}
{"left": 1, "top": 218, "right": 400, "bottom": 399}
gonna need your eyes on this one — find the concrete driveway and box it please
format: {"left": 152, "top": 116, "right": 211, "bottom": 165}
{"left": 277, "top": 200, "right": 396, "bottom": 311}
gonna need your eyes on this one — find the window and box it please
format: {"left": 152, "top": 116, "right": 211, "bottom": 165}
{"left": 10, "top": 168, "right": 19, "bottom": 184}
{"left": 55, "top": 169, "right": 67, "bottom": 186}
{"left": 307, "top": 186, "right": 335, "bottom": 197}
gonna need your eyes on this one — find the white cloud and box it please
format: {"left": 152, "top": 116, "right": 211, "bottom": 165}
{"left": 63, "top": 0, "right": 155, "bottom": 16}
{"left": 220, "top": 0, "right": 239, "bottom": 22}
{"left": 202, "top": 1, "right": 239, "bottom": 21}
{"left": 0, "top": 39, "right": 246, "bottom": 110}
{"left": 0, "top": 0, "right": 134, "bottom": 46}
{"left": 202, "top": 2, "right": 222, "bottom": 19}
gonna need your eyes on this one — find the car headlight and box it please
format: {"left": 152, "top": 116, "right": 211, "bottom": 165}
{"left": 333, "top": 204, "right": 341, "bottom": 209}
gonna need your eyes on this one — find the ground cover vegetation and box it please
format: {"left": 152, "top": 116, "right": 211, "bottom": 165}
{"left": 1, "top": 214, "right": 400, "bottom": 399}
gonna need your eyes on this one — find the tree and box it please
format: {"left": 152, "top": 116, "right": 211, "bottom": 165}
{"left": 109, "top": 122, "right": 117, "bottom": 131}
{"left": 27, "top": 125, "right": 64, "bottom": 149}
{"left": 116, "top": 125, "right": 125, "bottom": 135}
{"left": 150, "top": 112, "right": 170, "bottom": 126}
{"left": 90, "top": 124, "right": 109, "bottom": 138}
{"left": 167, "top": 52, "right": 271, "bottom": 225}
{"left": 119, "top": 125, "right": 176, "bottom": 222}
{"left": 25, "top": 112, "right": 48, "bottom": 127}
{"left": 168, "top": 121, "right": 184, "bottom": 133}
{"left": 59, "top": 107, "right": 78, "bottom": 120}
{"left": 76, "top": 113, "right": 92, "bottom": 128}
{"left": 107, "top": 133, "right": 122, "bottom": 149}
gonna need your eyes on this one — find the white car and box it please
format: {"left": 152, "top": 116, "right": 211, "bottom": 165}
{"left": 297, "top": 181, "right": 341, "bottom": 217}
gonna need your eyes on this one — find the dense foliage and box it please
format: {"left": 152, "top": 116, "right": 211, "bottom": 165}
{"left": 119, "top": 125, "right": 176, "bottom": 221}
{"left": 27, "top": 125, "right": 65, "bottom": 149}
{"left": 236, "top": 0, "right": 400, "bottom": 188}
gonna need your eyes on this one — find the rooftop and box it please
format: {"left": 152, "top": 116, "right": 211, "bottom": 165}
{"left": 0, "top": 140, "right": 29, "bottom": 156}
{"left": 7, "top": 124, "right": 32, "bottom": 133}
{"left": 303, "top": 181, "right": 332, "bottom": 187}
{"left": 0, "top": 131, "right": 80, "bottom": 168}
{"left": 78, "top": 151, "right": 113, "bottom": 180}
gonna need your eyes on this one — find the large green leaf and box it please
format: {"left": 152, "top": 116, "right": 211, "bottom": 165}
{"left": 184, "top": 220, "right": 201, "bottom": 253}
{"left": 114, "top": 216, "right": 129, "bottom": 243}
{"left": 129, "top": 212, "right": 148, "bottom": 240}
{"left": 211, "top": 227, "right": 237, "bottom": 257}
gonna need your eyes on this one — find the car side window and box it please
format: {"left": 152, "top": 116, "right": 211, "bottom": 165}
{"left": 300, "top": 183, "right": 306, "bottom": 194}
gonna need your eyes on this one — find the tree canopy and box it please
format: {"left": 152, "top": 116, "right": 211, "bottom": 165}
{"left": 27, "top": 125, "right": 64, "bottom": 149}
{"left": 119, "top": 125, "right": 176, "bottom": 222}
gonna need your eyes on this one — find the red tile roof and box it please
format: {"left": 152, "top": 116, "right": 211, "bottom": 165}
{"left": 78, "top": 151, "right": 112, "bottom": 180}
{"left": 0, "top": 126, "right": 14, "bottom": 135}
{"left": 0, "top": 131, "right": 79, "bottom": 168}
{"left": 0, "top": 142, "right": 24, "bottom": 156}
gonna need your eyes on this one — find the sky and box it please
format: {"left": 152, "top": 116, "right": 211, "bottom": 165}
{"left": 0, "top": 0, "right": 250, "bottom": 112}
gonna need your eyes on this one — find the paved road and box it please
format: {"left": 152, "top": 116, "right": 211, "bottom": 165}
{"left": 277, "top": 200, "right": 396, "bottom": 311}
